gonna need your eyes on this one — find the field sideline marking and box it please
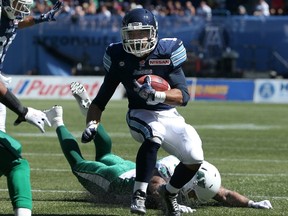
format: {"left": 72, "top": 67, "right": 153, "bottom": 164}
{"left": 12, "top": 131, "right": 130, "bottom": 138}
{"left": 11, "top": 123, "right": 282, "bottom": 137}
{"left": 28, "top": 167, "right": 288, "bottom": 177}
{"left": 0, "top": 188, "right": 286, "bottom": 200}
{"left": 22, "top": 152, "right": 288, "bottom": 164}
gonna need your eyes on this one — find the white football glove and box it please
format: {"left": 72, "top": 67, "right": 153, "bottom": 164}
{"left": 81, "top": 120, "right": 99, "bottom": 143}
{"left": 14, "top": 107, "right": 51, "bottom": 133}
{"left": 178, "top": 204, "right": 196, "bottom": 213}
{"left": 248, "top": 200, "right": 273, "bottom": 209}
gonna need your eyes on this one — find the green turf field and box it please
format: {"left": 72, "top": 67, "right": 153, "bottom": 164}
{"left": 0, "top": 99, "right": 287, "bottom": 216}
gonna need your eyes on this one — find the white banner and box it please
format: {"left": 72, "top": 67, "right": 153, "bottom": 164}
{"left": 254, "top": 79, "right": 288, "bottom": 103}
{"left": 8, "top": 76, "right": 125, "bottom": 100}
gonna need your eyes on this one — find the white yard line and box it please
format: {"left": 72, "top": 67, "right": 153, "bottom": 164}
{"left": 0, "top": 188, "right": 286, "bottom": 200}
{"left": 11, "top": 123, "right": 283, "bottom": 138}
{"left": 28, "top": 167, "right": 288, "bottom": 177}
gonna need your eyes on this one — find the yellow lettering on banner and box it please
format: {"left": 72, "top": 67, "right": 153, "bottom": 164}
{"left": 195, "top": 85, "right": 228, "bottom": 95}
{"left": 195, "top": 85, "right": 203, "bottom": 94}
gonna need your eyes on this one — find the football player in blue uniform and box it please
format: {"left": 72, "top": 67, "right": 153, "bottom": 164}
{"left": 70, "top": 82, "right": 272, "bottom": 213}
{"left": 0, "top": 1, "right": 61, "bottom": 215}
{"left": 0, "top": 0, "right": 62, "bottom": 132}
{"left": 81, "top": 8, "right": 204, "bottom": 216}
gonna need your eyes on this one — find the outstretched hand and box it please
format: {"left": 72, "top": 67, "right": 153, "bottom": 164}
{"left": 249, "top": 200, "right": 273, "bottom": 209}
{"left": 14, "top": 107, "right": 51, "bottom": 133}
{"left": 34, "top": 0, "right": 63, "bottom": 23}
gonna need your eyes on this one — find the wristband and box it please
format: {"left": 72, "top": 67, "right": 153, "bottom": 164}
{"left": 154, "top": 91, "right": 166, "bottom": 103}
{"left": 87, "top": 120, "right": 99, "bottom": 128}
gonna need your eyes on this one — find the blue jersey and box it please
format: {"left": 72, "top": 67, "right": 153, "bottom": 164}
{"left": 0, "top": 16, "right": 17, "bottom": 70}
{"left": 93, "top": 38, "right": 190, "bottom": 111}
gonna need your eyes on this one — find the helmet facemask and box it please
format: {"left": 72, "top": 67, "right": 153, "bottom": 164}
{"left": 3, "top": 0, "right": 33, "bottom": 20}
{"left": 122, "top": 22, "right": 158, "bottom": 57}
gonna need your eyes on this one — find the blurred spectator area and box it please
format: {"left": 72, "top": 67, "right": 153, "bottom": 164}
{"left": 4, "top": 1, "right": 288, "bottom": 78}
{"left": 31, "top": 0, "right": 288, "bottom": 17}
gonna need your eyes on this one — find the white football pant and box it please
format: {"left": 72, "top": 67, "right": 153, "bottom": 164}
{"left": 127, "top": 108, "right": 204, "bottom": 165}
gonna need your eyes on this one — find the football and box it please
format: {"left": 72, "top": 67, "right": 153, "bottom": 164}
{"left": 137, "top": 75, "right": 171, "bottom": 91}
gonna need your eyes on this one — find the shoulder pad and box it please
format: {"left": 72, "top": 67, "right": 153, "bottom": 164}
{"left": 103, "top": 42, "right": 124, "bottom": 72}
{"left": 157, "top": 38, "right": 187, "bottom": 68}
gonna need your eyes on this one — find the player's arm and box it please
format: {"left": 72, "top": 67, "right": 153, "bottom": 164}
{"left": 213, "top": 186, "right": 250, "bottom": 207}
{"left": 0, "top": 83, "right": 50, "bottom": 132}
{"left": 160, "top": 88, "right": 183, "bottom": 106}
{"left": 166, "top": 67, "right": 190, "bottom": 106}
{"left": 81, "top": 46, "right": 120, "bottom": 143}
{"left": 167, "top": 39, "right": 190, "bottom": 106}
{"left": 18, "top": 0, "right": 63, "bottom": 29}
{"left": 81, "top": 81, "right": 118, "bottom": 144}
{"left": 213, "top": 186, "right": 272, "bottom": 209}
{"left": 86, "top": 103, "right": 102, "bottom": 125}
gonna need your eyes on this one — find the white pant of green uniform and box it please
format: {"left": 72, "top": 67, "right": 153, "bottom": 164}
{"left": 56, "top": 124, "right": 136, "bottom": 196}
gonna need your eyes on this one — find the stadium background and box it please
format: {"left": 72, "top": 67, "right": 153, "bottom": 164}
{"left": 1, "top": 1, "right": 288, "bottom": 215}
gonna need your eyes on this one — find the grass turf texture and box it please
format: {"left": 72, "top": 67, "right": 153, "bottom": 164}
{"left": 0, "top": 99, "right": 287, "bottom": 216}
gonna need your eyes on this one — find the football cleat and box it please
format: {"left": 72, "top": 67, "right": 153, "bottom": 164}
{"left": 44, "top": 105, "right": 63, "bottom": 128}
{"left": 70, "top": 82, "right": 91, "bottom": 116}
{"left": 158, "top": 185, "right": 181, "bottom": 216}
{"left": 130, "top": 190, "right": 147, "bottom": 215}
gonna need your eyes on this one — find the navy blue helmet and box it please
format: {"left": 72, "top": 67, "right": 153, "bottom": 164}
{"left": 121, "top": 8, "right": 158, "bottom": 57}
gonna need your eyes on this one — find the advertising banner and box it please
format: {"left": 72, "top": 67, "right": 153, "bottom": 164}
{"left": 8, "top": 76, "right": 125, "bottom": 100}
{"left": 254, "top": 79, "right": 288, "bottom": 103}
{"left": 188, "top": 79, "right": 254, "bottom": 101}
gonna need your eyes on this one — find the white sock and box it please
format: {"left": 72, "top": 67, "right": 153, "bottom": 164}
{"left": 53, "top": 117, "right": 64, "bottom": 128}
{"left": 14, "top": 208, "right": 32, "bottom": 216}
{"left": 165, "top": 183, "right": 180, "bottom": 194}
{"left": 133, "top": 181, "right": 148, "bottom": 193}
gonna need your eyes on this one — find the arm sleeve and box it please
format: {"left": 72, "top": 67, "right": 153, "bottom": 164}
{"left": 169, "top": 68, "right": 190, "bottom": 106}
{"left": 91, "top": 47, "right": 120, "bottom": 111}
{"left": 0, "top": 90, "right": 27, "bottom": 116}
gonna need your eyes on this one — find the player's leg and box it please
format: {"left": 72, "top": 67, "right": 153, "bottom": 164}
{"left": 127, "top": 109, "right": 163, "bottom": 215}
{"left": 93, "top": 123, "right": 114, "bottom": 161}
{"left": 44, "top": 106, "right": 85, "bottom": 167}
{"left": 158, "top": 109, "right": 203, "bottom": 215}
{"left": 44, "top": 105, "right": 115, "bottom": 196}
{"left": 7, "top": 159, "right": 32, "bottom": 216}
{"left": 0, "top": 132, "right": 32, "bottom": 216}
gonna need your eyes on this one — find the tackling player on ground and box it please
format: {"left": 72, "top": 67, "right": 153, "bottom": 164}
{"left": 47, "top": 82, "right": 271, "bottom": 213}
